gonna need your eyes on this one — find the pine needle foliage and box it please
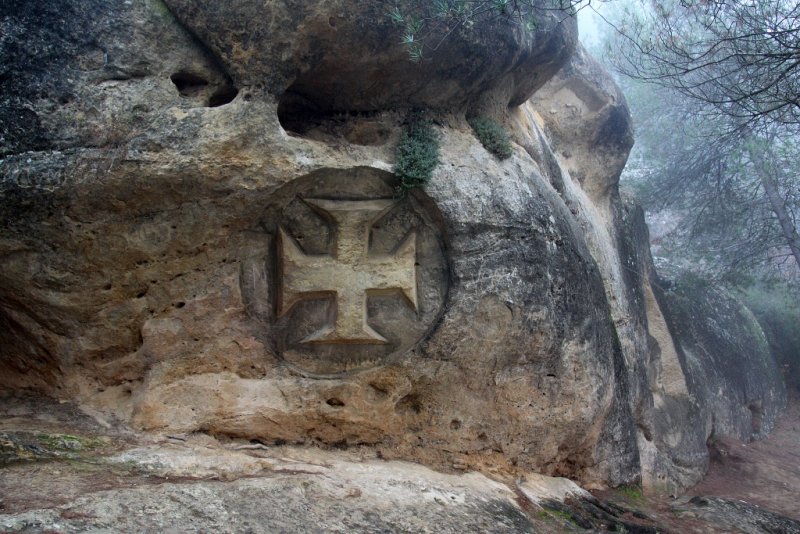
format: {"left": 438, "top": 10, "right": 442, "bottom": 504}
{"left": 468, "top": 117, "right": 512, "bottom": 159}
{"left": 395, "top": 113, "right": 441, "bottom": 197}
{"left": 388, "top": 1, "right": 573, "bottom": 62}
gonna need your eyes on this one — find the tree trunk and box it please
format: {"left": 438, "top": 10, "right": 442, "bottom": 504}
{"left": 747, "top": 144, "right": 800, "bottom": 271}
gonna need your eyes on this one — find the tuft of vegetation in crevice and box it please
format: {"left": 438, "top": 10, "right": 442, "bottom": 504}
{"left": 468, "top": 117, "right": 513, "bottom": 160}
{"left": 388, "top": 2, "right": 557, "bottom": 63}
{"left": 394, "top": 112, "right": 441, "bottom": 197}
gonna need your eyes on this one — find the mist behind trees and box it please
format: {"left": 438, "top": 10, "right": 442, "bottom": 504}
{"left": 581, "top": 0, "right": 800, "bottom": 383}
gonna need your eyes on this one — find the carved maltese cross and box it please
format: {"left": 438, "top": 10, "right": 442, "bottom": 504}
{"left": 277, "top": 198, "right": 418, "bottom": 344}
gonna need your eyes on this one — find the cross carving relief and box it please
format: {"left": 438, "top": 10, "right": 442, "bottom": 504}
{"left": 277, "top": 198, "right": 418, "bottom": 344}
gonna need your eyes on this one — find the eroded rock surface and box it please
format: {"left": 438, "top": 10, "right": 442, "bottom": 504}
{"left": 1, "top": 438, "right": 537, "bottom": 534}
{"left": 0, "top": 0, "right": 787, "bottom": 500}
{"left": 160, "top": 0, "right": 576, "bottom": 114}
{"left": 529, "top": 44, "right": 633, "bottom": 206}
{"left": 663, "top": 284, "right": 786, "bottom": 442}
{"left": 4, "top": 409, "right": 798, "bottom": 534}
{"left": 673, "top": 496, "right": 800, "bottom": 534}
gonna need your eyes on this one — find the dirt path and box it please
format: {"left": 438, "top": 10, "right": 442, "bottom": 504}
{"left": 687, "top": 387, "right": 800, "bottom": 521}
{"left": 586, "top": 388, "right": 800, "bottom": 534}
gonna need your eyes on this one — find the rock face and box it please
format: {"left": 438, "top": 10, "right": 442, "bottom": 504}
{"left": 528, "top": 45, "right": 633, "bottom": 205}
{"left": 663, "top": 283, "right": 786, "bottom": 442}
{"left": 3, "top": 396, "right": 799, "bottom": 534}
{"left": 161, "top": 0, "right": 577, "bottom": 114}
{"left": 525, "top": 45, "right": 788, "bottom": 494}
{"left": 0, "top": 0, "right": 786, "bottom": 495}
{"left": 1, "top": 436, "right": 540, "bottom": 534}
{"left": 673, "top": 496, "right": 800, "bottom": 534}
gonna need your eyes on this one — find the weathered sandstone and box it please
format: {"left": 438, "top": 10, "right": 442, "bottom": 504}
{"left": 0, "top": 0, "right": 786, "bottom": 499}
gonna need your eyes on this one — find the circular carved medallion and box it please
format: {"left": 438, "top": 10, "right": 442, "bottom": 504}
{"left": 242, "top": 168, "right": 449, "bottom": 376}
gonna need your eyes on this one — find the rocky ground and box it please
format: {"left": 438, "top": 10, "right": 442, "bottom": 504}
{"left": 1, "top": 389, "right": 799, "bottom": 534}
{"left": 687, "top": 387, "right": 800, "bottom": 521}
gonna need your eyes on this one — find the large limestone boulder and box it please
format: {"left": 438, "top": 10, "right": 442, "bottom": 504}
{"left": 0, "top": 0, "right": 633, "bottom": 487}
{"left": 0, "top": 0, "right": 786, "bottom": 497}
{"left": 663, "top": 281, "right": 787, "bottom": 442}
{"left": 528, "top": 44, "right": 633, "bottom": 206}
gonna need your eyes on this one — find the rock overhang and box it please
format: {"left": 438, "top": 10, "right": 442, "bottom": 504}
{"left": 161, "top": 0, "right": 578, "bottom": 114}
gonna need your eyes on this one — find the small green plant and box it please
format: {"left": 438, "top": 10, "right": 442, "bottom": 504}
{"left": 388, "top": 2, "right": 549, "bottom": 62}
{"left": 394, "top": 113, "right": 441, "bottom": 197}
{"left": 149, "top": 0, "right": 175, "bottom": 20}
{"left": 539, "top": 504, "right": 578, "bottom": 525}
{"left": 618, "top": 485, "right": 647, "bottom": 504}
{"left": 36, "top": 433, "right": 104, "bottom": 452}
{"left": 468, "top": 117, "right": 513, "bottom": 159}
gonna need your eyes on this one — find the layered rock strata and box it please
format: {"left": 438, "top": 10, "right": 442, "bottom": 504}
{"left": 0, "top": 0, "right": 786, "bottom": 492}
